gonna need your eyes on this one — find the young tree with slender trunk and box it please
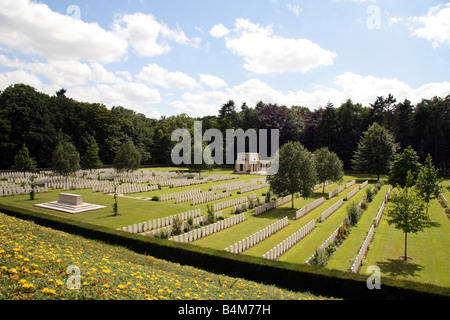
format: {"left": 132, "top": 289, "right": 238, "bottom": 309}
{"left": 386, "top": 172, "right": 427, "bottom": 261}
{"left": 11, "top": 144, "right": 37, "bottom": 176}
{"left": 416, "top": 154, "right": 441, "bottom": 219}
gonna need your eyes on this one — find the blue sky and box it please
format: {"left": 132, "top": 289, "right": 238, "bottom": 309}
{"left": 0, "top": 0, "right": 449, "bottom": 118}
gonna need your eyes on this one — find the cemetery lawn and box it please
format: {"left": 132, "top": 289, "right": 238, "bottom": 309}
{"left": 0, "top": 212, "right": 334, "bottom": 300}
{"left": 1, "top": 169, "right": 449, "bottom": 291}
{"left": 360, "top": 182, "right": 450, "bottom": 287}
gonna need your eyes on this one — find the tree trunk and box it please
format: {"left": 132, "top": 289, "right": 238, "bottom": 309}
{"left": 292, "top": 194, "right": 294, "bottom": 209}
{"left": 404, "top": 232, "right": 408, "bottom": 261}
{"left": 322, "top": 182, "right": 325, "bottom": 194}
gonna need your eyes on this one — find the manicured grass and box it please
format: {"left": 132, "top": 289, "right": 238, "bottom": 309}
{"left": 360, "top": 180, "right": 450, "bottom": 287}
{"left": 327, "top": 184, "right": 389, "bottom": 271}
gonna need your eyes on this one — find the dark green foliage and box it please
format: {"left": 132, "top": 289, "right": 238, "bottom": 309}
{"left": 113, "top": 140, "right": 141, "bottom": 173}
{"left": 268, "top": 141, "right": 316, "bottom": 209}
{"left": 0, "top": 85, "right": 448, "bottom": 176}
{"left": 51, "top": 141, "right": 81, "bottom": 175}
{"left": 352, "top": 123, "right": 397, "bottom": 180}
{"left": 11, "top": 144, "right": 37, "bottom": 174}
{"left": 389, "top": 146, "right": 421, "bottom": 188}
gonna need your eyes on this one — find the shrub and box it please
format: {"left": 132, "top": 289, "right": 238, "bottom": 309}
{"left": 152, "top": 195, "right": 160, "bottom": 201}
{"left": 171, "top": 216, "right": 182, "bottom": 236}
{"left": 365, "top": 188, "right": 374, "bottom": 202}
{"left": 360, "top": 200, "right": 368, "bottom": 211}
{"left": 347, "top": 202, "right": 363, "bottom": 226}
{"left": 338, "top": 225, "right": 349, "bottom": 240}
{"left": 309, "top": 248, "right": 328, "bottom": 267}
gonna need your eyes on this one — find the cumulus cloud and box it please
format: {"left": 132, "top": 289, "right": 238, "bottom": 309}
{"left": 0, "top": 0, "right": 127, "bottom": 63}
{"left": 199, "top": 74, "right": 227, "bottom": 89}
{"left": 169, "top": 72, "right": 450, "bottom": 117}
{"left": 137, "top": 64, "right": 199, "bottom": 90}
{"left": 215, "top": 18, "right": 337, "bottom": 74}
{"left": 209, "top": 23, "right": 230, "bottom": 38}
{"left": 409, "top": 3, "right": 450, "bottom": 48}
{"left": 112, "top": 12, "right": 195, "bottom": 57}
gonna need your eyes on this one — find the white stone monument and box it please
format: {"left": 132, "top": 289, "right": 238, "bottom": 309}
{"left": 34, "top": 193, "right": 107, "bottom": 214}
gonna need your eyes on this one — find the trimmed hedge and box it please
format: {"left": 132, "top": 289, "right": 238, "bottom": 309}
{"left": 1, "top": 203, "right": 449, "bottom": 300}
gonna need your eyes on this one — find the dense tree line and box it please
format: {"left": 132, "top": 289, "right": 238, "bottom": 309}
{"left": 0, "top": 83, "right": 449, "bottom": 175}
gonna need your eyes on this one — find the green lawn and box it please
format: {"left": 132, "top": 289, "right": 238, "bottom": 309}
{"left": 360, "top": 180, "right": 450, "bottom": 287}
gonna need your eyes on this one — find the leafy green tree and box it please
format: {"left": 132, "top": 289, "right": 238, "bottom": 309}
{"left": 352, "top": 122, "right": 397, "bottom": 181}
{"left": 51, "top": 141, "right": 80, "bottom": 175}
{"left": 268, "top": 141, "right": 317, "bottom": 209}
{"left": 385, "top": 173, "right": 427, "bottom": 261}
{"left": 314, "top": 147, "right": 344, "bottom": 193}
{"left": 113, "top": 140, "right": 141, "bottom": 173}
{"left": 416, "top": 154, "right": 442, "bottom": 219}
{"left": 81, "top": 135, "right": 103, "bottom": 172}
{"left": 11, "top": 144, "right": 37, "bottom": 176}
{"left": 389, "top": 145, "right": 421, "bottom": 188}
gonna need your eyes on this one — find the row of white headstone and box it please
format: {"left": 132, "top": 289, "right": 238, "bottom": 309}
{"left": 192, "top": 191, "right": 232, "bottom": 206}
{"left": 211, "top": 180, "right": 244, "bottom": 191}
{"left": 159, "top": 188, "right": 202, "bottom": 202}
{"left": 232, "top": 196, "right": 266, "bottom": 213}
{"left": 345, "top": 180, "right": 356, "bottom": 189}
{"left": 350, "top": 224, "right": 375, "bottom": 273}
{"left": 320, "top": 199, "right": 344, "bottom": 222}
{"left": 239, "top": 181, "right": 270, "bottom": 194}
{"left": 263, "top": 219, "right": 316, "bottom": 260}
{"left": 0, "top": 184, "right": 48, "bottom": 197}
{"left": 295, "top": 197, "right": 325, "bottom": 220}
{"left": 118, "top": 208, "right": 202, "bottom": 234}
{"left": 254, "top": 195, "right": 292, "bottom": 216}
{"left": 213, "top": 194, "right": 257, "bottom": 211}
{"left": 225, "top": 216, "right": 288, "bottom": 254}
{"left": 143, "top": 211, "right": 223, "bottom": 237}
{"left": 349, "top": 185, "right": 394, "bottom": 273}
{"left": 169, "top": 212, "right": 245, "bottom": 243}
{"left": 306, "top": 223, "right": 343, "bottom": 264}
{"left": 441, "top": 193, "right": 448, "bottom": 207}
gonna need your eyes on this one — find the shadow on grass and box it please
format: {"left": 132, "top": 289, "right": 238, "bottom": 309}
{"left": 251, "top": 206, "right": 298, "bottom": 220}
{"left": 376, "top": 258, "right": 424, "bottom": 279}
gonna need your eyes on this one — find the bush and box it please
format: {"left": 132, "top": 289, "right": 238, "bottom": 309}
{"left": 152, "top": 195, "right": 160, "bottom": 201}
{"left": 347, "top": 202, "right": 363, "bottom": 226}
{"left": 360, "top": 200, "right": 368, "bottom": 211}
{"left": 309, "top": 248, "right": 328, "bottom": 267}
{"left": 338, "top": 225, "right": 349, "bottom": 240}
{"left": 365, "top": 188, "right": 374, "bottom": 202}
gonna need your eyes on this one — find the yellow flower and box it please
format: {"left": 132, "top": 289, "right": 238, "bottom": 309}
{"left": 185, "top": 292, "right": 190, "bottom": 298}
{"left": 22, "top": 283, "right": 35, "bottom": 290}
{"left": 41, "top": 288, "right": 56, "bottom": 295}
{"left": 55, "top": 280, "right": 64, "bottom": 286}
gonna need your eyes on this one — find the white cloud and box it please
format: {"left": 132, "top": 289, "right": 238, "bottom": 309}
{"left": 112, "top": 12, "right": 195, "bottom": 57}
{"left": 0, "top": 70, "right": 43, "bottom": 92}
{"left": 209, "top": 23, "right": 230, "bottom": 38}
{"left": 137, "top": 64, "right": 199, "bottom": 89}
{"left": 199, "top": 74, "right": 227, "bottom": 89}
{"left": 169, "top": 73, "right": 450, "bottom": 117}
{"left": 0, "top": 0, "right": 127, "bottom": 63}
{"left": 409, "top": 3, "right": 450, "bottom": 48}
{"left": 218, "top": 18, "right": 337, "bottom": 74}
{"left": 286, "top": 4, "right": 302, "bottom": 17}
